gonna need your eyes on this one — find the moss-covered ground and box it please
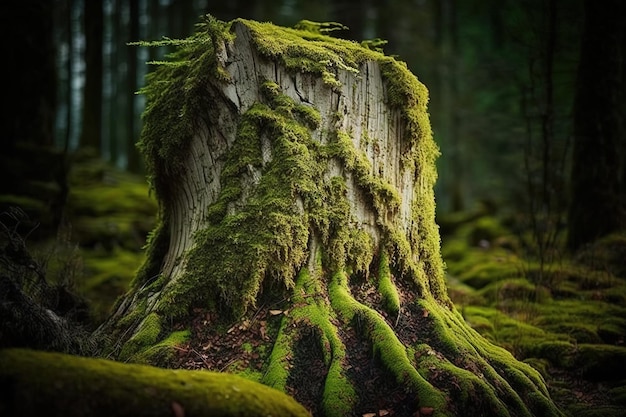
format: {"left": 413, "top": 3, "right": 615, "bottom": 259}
{"left": 27, "top": 149, "right": 157, "bottom": 325}
{"left": 0, "top": 348, "right": 310, "bottom": 417}
{"left": 439, "top": 207, "right": 626, "bottom": 416}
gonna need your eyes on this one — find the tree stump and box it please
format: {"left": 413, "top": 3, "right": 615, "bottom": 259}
{"left": 101, "top": 17, "right": 562, "bottom": 417}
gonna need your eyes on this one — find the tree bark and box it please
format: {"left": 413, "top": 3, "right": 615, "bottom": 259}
{"left": 567, "top": 0, "right": 626, "bottom": 250}
{"left": 79, "top": 0, "right": 104, "bottom": 151}
{"left": 99, "top": 17, "right": 562, "bottom": 417}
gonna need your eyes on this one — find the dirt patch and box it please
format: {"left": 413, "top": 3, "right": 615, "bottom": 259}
{"left": 285, "top": 326, "right": 327, "bottom": 416}
{"left": 174, "top": 306, "right": 281, "bottom": 372}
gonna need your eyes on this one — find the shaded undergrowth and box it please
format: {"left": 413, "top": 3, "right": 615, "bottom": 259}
{"left": 439, "top": 207, "right": 626, "bottom": 416}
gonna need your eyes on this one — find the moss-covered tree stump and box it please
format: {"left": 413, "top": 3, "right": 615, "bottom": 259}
{"left": 100, "top": 16, "right": 563, "bottom": 417}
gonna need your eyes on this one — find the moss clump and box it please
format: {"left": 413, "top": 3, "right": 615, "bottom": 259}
{"left": 264, "top": 260, "right": 356, "bottom": 417}
{"left": 329, "top": 270, "right": 447, "bottom": 411}
{"left": 378, "top": 252, "right": 401, "bottom": 316}
{"left": 119, "top": 312, "right": 162, "bottom": 361}
{"left": 0, "top": 348, "right": 310, "bottom": 417}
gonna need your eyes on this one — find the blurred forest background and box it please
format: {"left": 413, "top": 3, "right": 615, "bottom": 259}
{"left": 4, "top": 0, "right": 625, "bottom": 241}
{"left": 5, "top": 0, "right": 592, "bottom": 214}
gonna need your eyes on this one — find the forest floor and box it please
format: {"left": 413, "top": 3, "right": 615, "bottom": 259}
{"left": 25, "top": 156, "right": 625, "bottom": 416}
{"left": 437, "top": 207, "right": 626, "bottom": 416}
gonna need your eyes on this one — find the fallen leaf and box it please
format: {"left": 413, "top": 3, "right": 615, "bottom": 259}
{"left": 171, "top": 401, "right": 185, "bottom": 417}
{"left": 419, "top": 407, "right": 434, "bottom": 416}
{"left": 422, "top": 310, "right": 430, "bottom": 318}
{"left": 269, "top": 309, "right": 283, "bottom": 316}
{"left": 362, "top": 413, "right": 377, "bottom": 417}
{"left": 379, "top": 409, "right": 391, "bottom": 416}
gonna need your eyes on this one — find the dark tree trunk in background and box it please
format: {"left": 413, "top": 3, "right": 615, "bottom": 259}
{"left": 2, "top": 1, "right": 56, "bottom": 149}
{"left": 0, "top": 1, "right": 66, "bottom": 238}
{"left": 435, "top": 0, "right": 463, "bottom": 212}
{"left": 79, "top": 0, "right": 104, "bottom": 151}
{"left": 567, "top": 0, "right": 626, "bottom": 250}
{"left": 331, "top": 0, "right": 367, "bottom": 40}
{"left": 126, "top": 0, "right": 141, "bottom": 172}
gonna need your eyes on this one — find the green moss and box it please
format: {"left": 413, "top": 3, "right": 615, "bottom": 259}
{"left": 262, "top": 315, "right": 293, "bottom": 391}
{"left": 463, "top": 305, "right": 570, "bottom": 358}
{"left": 119, "top": 312, "right": 162, "bottom": 361}
{"left": 329, "top": 270, "right": 447, "bottom": 412}
{"left": 422, "top": 299, "right": 560, "bottom": 416}
{"left": 81, "top": 247, "right": 146, "bottom": 323}
{"left": 327, "top": 130, "right": 401, "bottom": 217}
{"left": 0, "top": 348, "right": 310, "bottom": 417}
{"left": 69, "top": 183, "right": 156, "bottom": 217}
{"left": 378, "top": 252, "right": 400, "bottom": 316}
{"left": 478, "top": 278, "right": 541, "bottom": 304}
{"left": 458, "top": 257, "right": 521, "bottom": 289}
{"left": 264, "top": 263, "right": 356, "bottom": 416}
{"left": 129, "top": 330, "right": 191, "bottom": 365}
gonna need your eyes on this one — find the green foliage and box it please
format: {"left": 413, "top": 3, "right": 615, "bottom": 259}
{"left": 293, "top": 20, "right": 348, "bottom": 34}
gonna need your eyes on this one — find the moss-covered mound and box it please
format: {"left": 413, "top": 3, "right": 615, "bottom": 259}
{"left": 66, "top": 150, "right": 157, "bottom": 323}
{"left": 0, "top": 348, "right": 310, "bottom": 417}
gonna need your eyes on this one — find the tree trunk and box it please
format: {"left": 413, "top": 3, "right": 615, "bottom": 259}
{"left": 567, "top": 0, "right": 626, "bottom": 251}
{"left": 99, "top": 17, "right": 562, "bottom": 417}
{"left": 79, "top": 0, "right": 104, "bottom": 151}
{"left": 125, "top": 0, "right": 141, "bottom": 172}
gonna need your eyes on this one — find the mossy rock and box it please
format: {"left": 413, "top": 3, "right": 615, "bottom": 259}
{"left": 573, "top": 344, "right": 626, "bottom": 380}
{"left": 575, "top": 233, "right": 626, "bottom": 278}
{"left": 457, "top": 257, "right": 520, "bottom": 289}
{"left": 0, "top": 348, "right": 310, "bottom": 417}
{"left": 478, "top": 278, "right": 542, "bottom": 304}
